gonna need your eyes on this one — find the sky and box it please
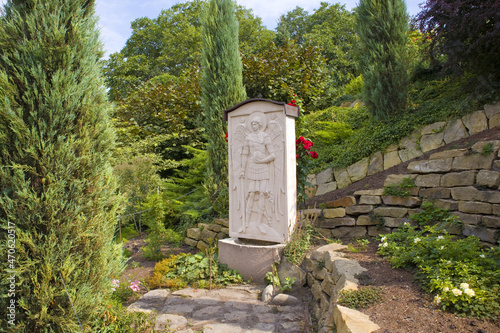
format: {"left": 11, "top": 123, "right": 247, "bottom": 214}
{"left": 0, "top": 0, "right": 425, "bottom": 58}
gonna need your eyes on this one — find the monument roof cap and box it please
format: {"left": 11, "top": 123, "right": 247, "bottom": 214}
{"left": 223, "top": 98, "right": 299, "bottom": 121}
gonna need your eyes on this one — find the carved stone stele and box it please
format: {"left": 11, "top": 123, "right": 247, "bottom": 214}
{"left": 224, "top": 99, "right": 298, "bottom": 243}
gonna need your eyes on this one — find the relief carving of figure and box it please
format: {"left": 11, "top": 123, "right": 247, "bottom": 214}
{"left": 232, "top": 112, "right": 284, "bottom": 235}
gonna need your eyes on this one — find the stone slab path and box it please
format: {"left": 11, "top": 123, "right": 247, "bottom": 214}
{"left": 128, "top": 285, "right": 309, "bottom": 332}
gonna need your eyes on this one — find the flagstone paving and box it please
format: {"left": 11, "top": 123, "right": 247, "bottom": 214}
{"left": 128, "top": 285, "right": 309, "bottom": 332}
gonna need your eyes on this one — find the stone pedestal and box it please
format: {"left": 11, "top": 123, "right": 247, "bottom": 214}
{"left": 218, "top": 238, "right": 286, "bottom": 283}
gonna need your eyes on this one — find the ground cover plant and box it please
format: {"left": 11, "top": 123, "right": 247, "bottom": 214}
{"left": 377, "top": 222, "right": 500, "bottom": 319}
{"left": 146, "top": 251, "right": 243, "bottom": 290}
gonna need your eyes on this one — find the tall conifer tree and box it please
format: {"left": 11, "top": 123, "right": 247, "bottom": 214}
{"left": 201, "top": 0, "right": 246, "bottom": 211}
{"left": 356, "top": 0, "right": 409, "bottom": 120}
{"left": 0, "top": 0, "right": 123, "bottom": 331}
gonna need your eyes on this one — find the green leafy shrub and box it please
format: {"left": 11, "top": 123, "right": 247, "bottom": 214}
{"left": 87, "top": 301, "right": 155, "bottom": 332}
{"left": 383, "top": 177, "right": 416, "bottom": 197}
{"left": 377, "top": 223, "right": 500, "bottom": 319}
{"left": 409, "top": 202, "right": 461, "bottom": 228}
{"left": 284, "top": 221, "right": 315, "bottom": 265}
{"left": 338, "top": 286, "right": 383, "bottom": 309}
{"left": 146, "top": 252, "right": 243, "bottom": 290}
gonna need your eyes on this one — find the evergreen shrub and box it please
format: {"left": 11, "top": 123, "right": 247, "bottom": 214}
{"left": 0, "top": 1, "right": 124, "bottom": 331}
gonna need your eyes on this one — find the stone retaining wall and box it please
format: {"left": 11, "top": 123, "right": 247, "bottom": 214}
{"left": 303, "top": 140, "right": 500, "bottom": 246}
{"left": 309, "top": 102, "right": 500, "bottom": 197}
{"left": 184, "top": 218, "right": 229, "bottom": 251}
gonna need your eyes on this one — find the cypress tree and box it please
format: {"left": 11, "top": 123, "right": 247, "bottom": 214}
{"left": 201, "top": 0, "right": 246, "bottom": 212}
{"left": 356, "top": 0, "right": 409, "bottom": 120}
{"left": 0, "top": 0, "right": 123, "bottom": 331}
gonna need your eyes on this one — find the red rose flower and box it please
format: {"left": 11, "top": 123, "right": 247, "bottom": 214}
{"left": 224, "top": 132, "right": 228, "bottom": 142}
{"left": 309, "top": 151, "right": 318, "bottom": 159}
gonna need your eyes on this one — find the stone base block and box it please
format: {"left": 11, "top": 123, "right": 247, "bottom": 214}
{"left": 218, "top": 238, "right": 286, "bottom": 283}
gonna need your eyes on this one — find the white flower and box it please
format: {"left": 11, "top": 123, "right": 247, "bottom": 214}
{"left": 404, "top": 222, "right": 409, "bottom": 226}
{"left": 381, "top": 236, "right": 387, "bottom": 242}
{"left": 452, "top": 288, "right": 462, "bottom": 296}
{"left": 434, "top": 295, "right": 442, "bottom": 305}
{"left": 443, "top": 287, "right": 449, "bottom": 292}
{"left": 479, "top": 254, "right": 485, "bottom": 258}
{"left": 440, "top": 246, "right": 445, "bottom": 250}
{"left": 460, "top": 283, "right": 469, "bottom": 290}
{"left": 414, "top": 238, "right": 421, "bottom": 243}
{"left": 383, "top": 242, "right": 388, "bottom": 247}
{"left": 464, "top": 288, "right": 475, "bottom": 297}
{"left": 437, "top": 236, "right": 444, "bottom": 240}
{"left": 447, "top": 261, "right": 452, "bottom": 265}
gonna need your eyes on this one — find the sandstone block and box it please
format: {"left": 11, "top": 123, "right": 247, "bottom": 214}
{"left": 440, "top": 170, "right": 477, "bottom": 187}
{"left": 493, "top": 204, "right": 500, "bottom": 215}
{"left": 484, "top": 101, "right": 500, "bottom": 118}
{"left": 423, "top": 199, "right": 458, "bottom": 211}
{"left": 452, "top": 212, "right": 481, "bottom": 225}
{"left": 408, "top": 158, "right": 453, "bottom": 173}
{"left": 327, "top": 196, "right": 356, "bottom": 208}
{"left": 186, "top": 228, "right": 201, "bottom": 240}
{"left": 335, "top": 169, "right": 352, "bottom": 189}
{"left": 308, "top": 173, "right": 317, "bottom": 185}
{"left": 306, "top": 184, "right": 317, "bottom": 199}
{"left": 471, "top": 140, "right": 500, "bottom": 154}
{"left": 330, "top": 258, "right": 367, "bottom": 283}
{"left": 214, "top": 218, "right": 229, "bottom": 227}
{"left": 477, "top": 170, "right": 500, "bottom": 188}
{"left": 451, "top": 187, "right": 484, "bottom": 201}
{"left": 458, "top": 201, "right": 492, "bottom": 214}
{"left": 462, "top": 225, "right": 497, "bottom": 244}
{"left": 386, "top": 143, "right": 399, "bottom": 152}
{"left": 278, "top": 258, "right": 307, "bottom": 287}
{"left": 184, "top": 237, "right": 198, "bottom": 247}
{"left": 489, "top": 113, "right": 500, "bottom": 129}
{"left": 357, "top": 215, "right": 378, "bottom": 226}
{"left": 317, "top": 218, "right": 356, "bottom": 229}
{"left": 430, "top": 148, "right": 468, "bottom": 160}
{"left": 443, "top": 119, "right": 469, "bottom": 144}
{"left": 216, "top": 232, "right": 227, "bottom": 240}
{"left": 331, "top": 226, "right": 367, "bottom": 239}
{"left": 345, "top": 205, "right": 374, "bottom": 215}
{"left": 419, "top": 187, "right": 451, "bottom": 199}
{"left": 347, "top": 157, "right": 369, "bottom": 183}
{"left": 316, "top": 168, "right": 333, "bottom": 185}
{"left": 452, "top": 154, "right": 494, "bottom": 170}
{"left": 311, "top": 280, "right": 324, "bottom": 301}
{"left": 334, "top": 306, "right": 380, "bottom": 333}
{"left": 482, "top": 216, "right": 500, "bottom": 228}
{"left": 373, "top": 207, "right": 408, "bottom": 218}
{"left": 316, "top": 228, "right": 332, "bottom": 238}
{"left": 383, "top": 217, "right": 410, "bottom": 227}
{"left": 415, "top": 174, "right": 442, "bottom": 187}
{"left": 359, "top": 195, "right": 381, "bottom": 205}
{"left": 321, "top": 275, "right": 336, "bottom": 297}
{"left": 483, "top": 190, "right": 500, "bottom": 203}
{"left": 398, "top": 144, "right": 423, "bottom": 162}
{"left": 462, "top": 110, "right": 488, "bottom": 135}
{"left": 316, "top": 181, "right": 338, "bottom": 196}
{"left": 367, "top": 151, "right": 384, "bottom": 176}
{"left": 200, "top": 228, "right": 217, "bottom": 243}
{"left": 303, "top": 257, "right": 316, "bottom": 272}
{"left": 312, "top": 267, "right": 328, "bottom": 281}
{"left": 421, "top": 121, "right": 447, "bottom": 135}
{"left": 382, "top": 196, "right": 421, "bottom": 207}
{"left": 323, "top": 208, "right": 346, "bottom": 219}
{"left": 313, "top": 243, "right": 349, "bottom": 257}
{"left": 384, "top": 150, "right": 402, "bottom": 170}
{"left": 368, "top": 226, "right": 391, "bottom": 237}
{"left": 206, "top": 223, "right": 222, "bottom": 232}
{"left": 197, "top": 240, "right": 208, "bottom": 252}
{"left": 354, "top": 188, "right": 384, "bottom": 196}
{"left": 384, "top": 174, "right": 417, "bottom": 187}
{"left": 420, "top": 133, "right": 444, "bottom": 153}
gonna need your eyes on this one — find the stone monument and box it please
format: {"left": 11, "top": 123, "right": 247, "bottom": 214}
{"left": 219, "top": 98, "right": 299, "bottom": 281}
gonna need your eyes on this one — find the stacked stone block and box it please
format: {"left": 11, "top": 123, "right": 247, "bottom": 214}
{"left": 184, "top": 218, "right": 229, "bottom": 251}
{"left": 309, "top": 140, "right": 500, "bottom": 245}
{"left": 310, "top": 102, "right": 500, "bottom": 196}
{"left": 301, "top": 243, "right": 379, "bottom": 333}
